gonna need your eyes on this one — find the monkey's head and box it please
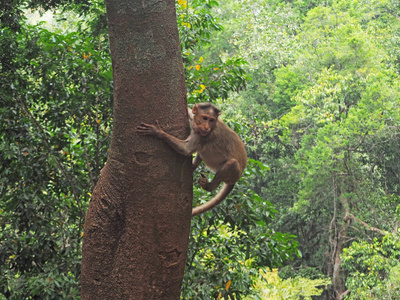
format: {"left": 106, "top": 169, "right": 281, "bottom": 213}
{"left": 192, "top": 103, "right": 221, "bottom": 136}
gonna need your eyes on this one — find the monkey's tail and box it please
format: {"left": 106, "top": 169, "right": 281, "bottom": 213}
{"left": 192, "top": 183, "right": 235, "bottom": 216}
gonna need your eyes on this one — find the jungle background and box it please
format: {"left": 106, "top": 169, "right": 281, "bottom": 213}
{"left": 1, "top": 0, "right": 400, "bottom": 299}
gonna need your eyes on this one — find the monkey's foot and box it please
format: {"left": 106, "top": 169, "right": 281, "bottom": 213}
{"left": 198, "top": 175, "right": 212, "bottom": 192}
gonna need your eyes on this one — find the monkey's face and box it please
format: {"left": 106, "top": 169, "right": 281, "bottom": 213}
{"left": 193, "top": 113, "right": 217, "bottom": 136}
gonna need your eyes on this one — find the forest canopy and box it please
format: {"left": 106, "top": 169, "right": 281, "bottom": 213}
{"left": 1, "top": 0, "right": 400, "bottom": 299}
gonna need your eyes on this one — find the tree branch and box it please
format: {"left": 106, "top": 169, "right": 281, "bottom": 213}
{"left": 347, "top": 214, "right": 386, "bottom": 236}
{"left": 339, "top": 289, "right": 350, "bottom": 300}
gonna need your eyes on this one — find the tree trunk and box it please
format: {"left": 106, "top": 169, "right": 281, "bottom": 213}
{"left": 332, "top": 196, "right": 350, "bottom": 298}
{"left": 81, "top": 0, "right": 192, "bottom": 299}
{"left": 332, "top": 218, "right": 348, "bottom": 298}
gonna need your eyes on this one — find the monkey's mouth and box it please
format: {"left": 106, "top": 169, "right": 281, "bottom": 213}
{"left": 194, "top": 126, "right": 209, "bottom": 136}
{"left": 199, "top": 130, "right": 209, "bottom": 136}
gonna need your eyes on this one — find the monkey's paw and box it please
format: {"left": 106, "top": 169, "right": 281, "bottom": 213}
{"left": 198, "top": 175, "right": 211, "bottom": 191}
{"left": 136, "top": 120, "right": 162, "bottom": 136}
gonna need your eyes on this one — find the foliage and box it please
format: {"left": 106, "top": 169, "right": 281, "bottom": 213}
{"left": 176, "top": 0, "right": 248, "bottom": 103}
{"left": 245, "top": 268, "right": 330, "bottom": 300}
{"left": 276, "top": 0, "right": 400, "bottom": 251}
{"left": 4, "top": 0, "right": 400, "bottom": 298}
{"left": 208, "top": 0, "right": 400, "bottom": 298}
{"left": 215, "top": 0, "right": 300, "bottom": 119}
{"left": 1, "top": 0, "right": 299, "bottom": 299}
{"left": 0, "top": 23, "right": 112, "bottom": 298}
{"left": 177, "top": 6, "right": 300, "bottom": 298}
{"left": 341, "top": 234, "right": 400, "bottom": 299}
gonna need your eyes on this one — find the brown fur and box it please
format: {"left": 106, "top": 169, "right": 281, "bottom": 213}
{"left": 136, "top": 103, "right": 247, "bottom": 216}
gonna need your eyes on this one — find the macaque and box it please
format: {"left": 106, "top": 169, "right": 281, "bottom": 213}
{"left": 136, "top": 103, "right": 247, "bottom": 216}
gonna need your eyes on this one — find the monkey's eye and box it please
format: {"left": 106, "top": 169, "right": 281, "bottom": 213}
{"left": 209, "top": 119, "right": 214, "bottom": 122}
{"left": 203, "top": 116, "right": 208, "bottom": 121}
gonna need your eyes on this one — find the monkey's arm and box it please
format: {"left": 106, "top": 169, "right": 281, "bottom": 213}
{"left": 136, "top": 121, "right": 197, "bottom": 156}
{"left": 187, "top": 107, "right": 194, "bottom": 126}
{"left": 192, "top": 153, "right": 202, "bottom": 173}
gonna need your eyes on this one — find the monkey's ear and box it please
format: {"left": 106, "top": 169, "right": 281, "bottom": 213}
{"left": 215, "top": 108, "right": 221, "bottom": 117}
{"left": 192, "top": 104, "right": 198, "bottom": 115}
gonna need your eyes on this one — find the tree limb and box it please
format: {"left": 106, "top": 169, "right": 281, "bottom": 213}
{"left": 347, "top": 214, "right": 386, "bottom": 236}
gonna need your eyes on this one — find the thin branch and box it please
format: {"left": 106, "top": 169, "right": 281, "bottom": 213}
{"left": 347, "top": 131, "right": 368, "bottom": 152}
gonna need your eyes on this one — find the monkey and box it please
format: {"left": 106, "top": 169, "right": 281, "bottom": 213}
{"left": 136, "top": 103, "right": 247, "bottom": 216}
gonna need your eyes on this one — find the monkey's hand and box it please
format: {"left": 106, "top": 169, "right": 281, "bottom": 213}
{"left": 136, "top": 120, "right": 163, "bottom": 138}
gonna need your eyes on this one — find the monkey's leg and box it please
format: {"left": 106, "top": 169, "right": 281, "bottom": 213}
{"left": 192, "top": 154, "right": 203, "bottom": 173}
{"left": 199, "top": 159, "right": 241, "bottom": 192}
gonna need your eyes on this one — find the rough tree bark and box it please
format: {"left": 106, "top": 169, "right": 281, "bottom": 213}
{"left": 81, "top": 0, "right": 192, "bottom": 299}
